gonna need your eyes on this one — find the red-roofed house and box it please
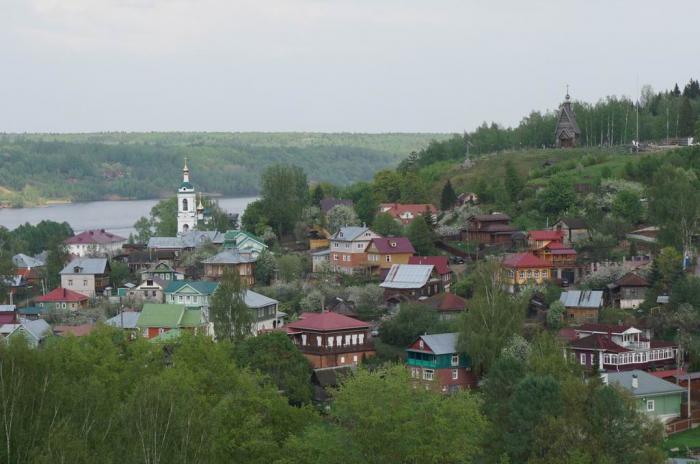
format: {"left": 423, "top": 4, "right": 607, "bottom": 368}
{"left": 567, "top": 323, "right": 677, "bottom": 372}
{"left": 502, "top": 253, "right": 553, "bottom": 291}
{"left": 65, "top": 229, "right": 127, "bottom": 257}
{"left": 533, "top": 240, "right": 579, "bottom": 283}
{"left": 418, "top": 293, "right": 467, "bottom": 320}
{"left": 365, "top": 237, "right": 416, "bottom": 273}
{"left": 408, "top": 256, "right": 454, "bottom": 291}
{"left": 528, "top": 230, "right": 564, "bottom": 249}
{"left": 378, "top": 203, "right": 438, "bottom": 225}
{"left": 285, "top": 311, "right": 375, "bottom": 368}
{"left": 35, "top": 288, "right": 89, "bottom": 311}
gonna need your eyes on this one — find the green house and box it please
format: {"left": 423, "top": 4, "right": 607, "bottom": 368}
{"left": 605, "top": 370, "right": 685, "bottom": 423}
{"left": 405, "top": 333, "right": 477, "bottom": 393}
{"left": 137, "top": 303, "right": 203, "bottom": 339}
{"left": 223, "top": 230, "right": 267, "bottom": 256}
{"left": 164, "top": 281, "right": 219, "bottom": 309}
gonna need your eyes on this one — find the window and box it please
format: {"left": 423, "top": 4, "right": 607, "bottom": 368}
{"left": 340, "top": 356, "right": 345, "bottom": 363}
{"left": 178, "top": 295, "right": 183, "bottom": 302}
{"left": 68, "top": 279, "right": 73, "bottom": 286}
{"left": 182, "top": 198, "right": 188, "bottom": 211}
{"left": 333, "top": 254, "right": 339, "bottom": 261}
{"left": 452, "top": 369, "right": 459, "bottom": 380}
{"left": 61, "top": 303, "right": 67, "bottom": 309}
{"left": 451, "top": 355, "right": 459, "bottom": 366}
{"left": 158, "top": 328, "right": 165, "bottom": 334}
{"left": 419, "top": 340, "right": 424, "bottom": 349}
{"left": 83, "top": 280, "right": 88, "bottom": 286}
{"left": 542, "top": 270, "right": 548, "bottom": 278}
{"left": 356, "top": 243, "right": 363, "bottom": 249}
{"left": 411, "top": 368, "right": 419, "bottom": 378}
{"left": 646, "top": 400, "right": 655, "bottom": 412}
{"left": 580, "top": 353, "right": 586, "bottom": 365}
{"left": 519, "top": 271, "right": 525, "bottom": 279}
{"left": 385, "top": 255, "right": 391, "bottom": 262}
{"left": 353, "top": 355, "right": 358, "bottom": 363}
{"left": 527, "top": 270, "right": 533, "bottom": 279}
{"left": 423, "top": 369, "right": 434, "bottom": 381}
{"left": 534, "top": 270, "right": 539, "bottom": 278}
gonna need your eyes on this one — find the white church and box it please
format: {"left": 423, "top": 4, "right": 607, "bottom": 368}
{"left": 177, "top": 158, "right": 206, "bottom": 235}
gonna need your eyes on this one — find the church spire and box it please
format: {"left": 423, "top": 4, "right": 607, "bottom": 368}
{"left": 197, "top": 192, "right": 204, "bottom": 211}
{"left": 183, "top": 157, "right": 190, "bottom": 183}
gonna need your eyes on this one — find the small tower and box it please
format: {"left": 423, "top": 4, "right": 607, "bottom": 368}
{"left": 554, "top": 87, "right": 581, "bottom": 148}
{"left": 177, "top": 158, "right": 197, "bottom": 234}
{"left": 196, "top": 192, "right": 205, "bottom": 221}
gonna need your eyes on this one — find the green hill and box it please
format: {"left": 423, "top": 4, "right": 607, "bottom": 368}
{"left": 0, "top": 132, "right": 450, "bottom": 206}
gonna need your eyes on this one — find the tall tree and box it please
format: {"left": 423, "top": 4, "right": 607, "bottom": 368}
{"left": 678, "top": 97, "right": 696, "bottom": 137}
{"left": 405, "top": 217, "right": 436, "bottom": 255}
{"left": 326, "top": 205, "right": 360, "bottom": 234}
{"left": 209, "top": 269, "right": 252, "bottom": 342}
{"left": 440, "top": 179, "right": 458, "bottom": 210}
{"left": 260, "top": 164, "right": 309, "bottom": 236}
{"left": 503, "top": 160, "right": 524, "bottom": 203}
{"left": 355, "top": 190, "right": 378, "bottom": 226}
{"left": 457, "top": 259, "right": 527, "bottom": 373}
{"left": 372, "top": 212, "right": 403, "bottom": 237}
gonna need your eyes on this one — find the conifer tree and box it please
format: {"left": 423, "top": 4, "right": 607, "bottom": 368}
{"left": 678, "top": 97, "right": 696, "bottom": 136}
{"left": 440, "top": 180, "right": 457, "bottom": 210}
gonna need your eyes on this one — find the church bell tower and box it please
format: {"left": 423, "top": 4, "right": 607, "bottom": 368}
{"left": 177, "top": 158, "right": 197, "bottom": 234}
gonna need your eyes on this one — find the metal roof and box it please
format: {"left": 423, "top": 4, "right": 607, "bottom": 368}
{"left": 12, "top": 253, "right": 45, "bottom": 268}
{"left": 202, "top": 249, "right": 256, "bottom": 264}
{"left": 605, "top": 370, "right": 685, "bottom": 397}
{"left": 105, "top": 312, "right": 141, "bottom": 329}
{"left": 147, "top": 236, "right": 185, "bottom": 249}
{"left": 559, "top": 290, "right": 603, "bottom": 309}
{"left": 415, "top": 333, "right": 459, "bottom": 355}
{"left": 60, "top": 258, "right": 108, "bottom": 275}
{"left": 164, "top": 280, "right": 219, "bottom": 295}
{"left": 380, "top": 264, "right": 434, "bottom": 289}
{"left": 330, "top": 226, "right": 370, "bottom": 242}
{"left": 244, "top": 290, "right": 278, "bottom": 308}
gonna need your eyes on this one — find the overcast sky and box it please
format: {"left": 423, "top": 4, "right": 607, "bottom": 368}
{"left": 2, "top": 0, "right": 699, "bottom": 133}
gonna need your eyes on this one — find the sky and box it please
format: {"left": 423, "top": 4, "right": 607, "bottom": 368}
{"left": 2, "top": 0, "right": 699, "bottom": 133}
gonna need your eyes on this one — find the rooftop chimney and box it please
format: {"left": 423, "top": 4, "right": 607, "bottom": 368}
{"left": 631, "top": 373, "right": 638, "bottom": 389}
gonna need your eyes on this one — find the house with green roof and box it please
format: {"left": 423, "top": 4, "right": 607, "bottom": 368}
{"left": 223, "top": 230, "right": 267, "bottom": 257}
{"left": 137, "top": 303, "right": 204, "bottom": 339}
{"left": 164, "top": 281, "right": 219, "bottom": 309}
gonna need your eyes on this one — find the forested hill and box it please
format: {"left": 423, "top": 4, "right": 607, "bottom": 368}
{"left": 0, "top": 132, "right": 449, "bottom": 206}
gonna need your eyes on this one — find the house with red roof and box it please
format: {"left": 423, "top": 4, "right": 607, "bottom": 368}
{"left": 285, "top": 311, "right": 375, "bottom": 368}
{"left": 378, "top": 203, "right": 438, "bottom": 225}
{"left": 528, "top": 230, "right": 564, "bottom": 249}
{"left": 565, "top": 323, "right": 677, "bottom": 372}
{"left": 65, "top": 229, "right": 127, "bottom": 257}
{"left": 463, "top": 213, "right": 516, "bottom": 245}
{"left": 408, "top": 256, "right": 454, "bottom": 291}
{"left": 502, "top": 252, "right": 553, "bottom": 292}
{"left": 418, "top": 293, "right": 467, "bottom": 320}
{"left": 35, "top": 288, "right": 89, "bottom": 311}
{"left": 365, "top": 237, "right": 415, "bottom": 273}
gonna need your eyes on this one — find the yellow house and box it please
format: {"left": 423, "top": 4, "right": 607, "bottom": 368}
{"left": 365, "top": 237, "right": 416, "bottom": 272}
{"left": 503, "top": 252, "right": 553, "bottom": 291}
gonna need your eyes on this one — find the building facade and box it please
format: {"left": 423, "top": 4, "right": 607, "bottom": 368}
{"left": 406, "top": 333, "right": 477, "bottom": 393}
{"left": 59, "top": 258, "right": 111, "bottom": 298}
{"left": 65, "top": 229, "right": 127, "bottom": 257}
{"left": 365, "top": 237, "right": 415, "bottom": 273}
{"left": 329, "top": 227, "right": 382, "bottom": 274}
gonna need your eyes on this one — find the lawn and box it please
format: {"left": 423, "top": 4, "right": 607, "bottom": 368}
{"left": 664, "top": 426, "right": 700, "bottom": 455}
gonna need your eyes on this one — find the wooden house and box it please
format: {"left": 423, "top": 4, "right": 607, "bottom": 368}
{"left": 408, "top": 256, "right": 453, "bottom": 291}
{"left": 285, "top": 311, "right": 375, "bottom": 369}
{"left": 365, "top": 237, "right": 415, "bottom": 273}
{"left": 607, "top": 273, "right": 649, "bottom": 309}
{"left": 559, "top": 290, "right": 603, "bottom": 323}
{"left": 35, "top": 287, "right": 89, "bottom": 311}
{"left": 502, "top": 253, "right": 552, "bottom": 292}
{"left": 380, "top": 264, "right": 443, "bottom": 307}
{"left": 406, "top": 333, "right": 477, "bottom": 393}
{"left": 463, "top": 213, "right": 515, "bottom": 244}
{"left": 202, "top": 249, "right": 256, "bottom": 286}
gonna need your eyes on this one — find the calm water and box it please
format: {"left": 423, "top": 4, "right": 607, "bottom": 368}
{"left": 0, "top": 197, "right": 257, "bottom": 236}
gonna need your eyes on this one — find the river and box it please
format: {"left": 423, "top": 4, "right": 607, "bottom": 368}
{"left": 0, "top": 197, "right": 258, "bottom": 237}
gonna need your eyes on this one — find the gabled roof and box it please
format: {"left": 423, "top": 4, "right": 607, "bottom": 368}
{"left": 164, "top": 280, "right": 219, "bottom": 295}
{"left": 65, "top": 229, "right": 126, "bottom": 245}
{"left": 179, "top": 309, "right": 202, "bottom": 327}
{"left": 470, "top": 213, "right": 511, "bottom": 222}
{"left": 555, "top": 217, "right": 587, "bottom": 229}
{"left": 59, "top": 258, "right": 109, "bottom": 275}
{"left": 606, "top": 370, "right": 685, "bottom": 397}
{"left": 36, "top": 287, "right": 89, "bottom": 303}
{"left": 368, "top": 237, "right": 415, "bottom": 254}
{"left": 409, "top": 333, "right": 459, "bottom": 355}
{"left": 12, "top": 253, "right": 45, "bottom": 268}
{"left": 137, "top": 304, "right": 186, "bottom": 328}
{"left": 285, "top": 311, "right": 369, "bottom": 332}
{"left": 559, "top": 290, "right": 603, "bottom": 309}
{"left": 141, "top": 262, "right": 177, "bottom": 274}
{"left": 408, "top": 256, "right": 450, "bottom": 275}
{"left": 202, "top": 249, "right": 256, "bottom": 264}
{"left": 147, "top": 236, "right": 185, "bottom": 249}
{"left": 613, "top": 273, "right": 649, "bottom": 288}
{"left": 502, "top": 253, "right": 551, "bottom": 269}
{"left": 379, "top": 203, "right": 438, "bottom": 216}
{"left": 223, "top": 230, "right": 267, "bottom": 250}
{"left": 529, "top": 230, "right": 564, "bottom": 241}
{"left": 181, "top": 230, "right": 225, "bottom": 247}
{"left": 320, "top": 198, "right": 354, "bottom": 214}
{"left": 419, "top": 293, "right": 467, "bottom": 312}
{"left": 330, "top": 226, "right": 374, "bottom": 242}
{"left": 22, "top": 319, "right": 51, "bottom": 340}
{"left": 577, "top": 323, "right": 638, "bottom": 334}
{"left": 380, "top": 264, "right": 434, "bottom": 289}
{"left": 244, "top": 290, "right": 278, "bottom": 309}
{"left": 569, "top": 333, "right": 630, "bottom": 353}
{"left": 105, "top": 311, "right": 141, "bottom": 329}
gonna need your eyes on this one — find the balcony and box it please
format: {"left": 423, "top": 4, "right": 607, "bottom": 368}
{"left": 297, "top": 342, "right": 374, "bottom": 355}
